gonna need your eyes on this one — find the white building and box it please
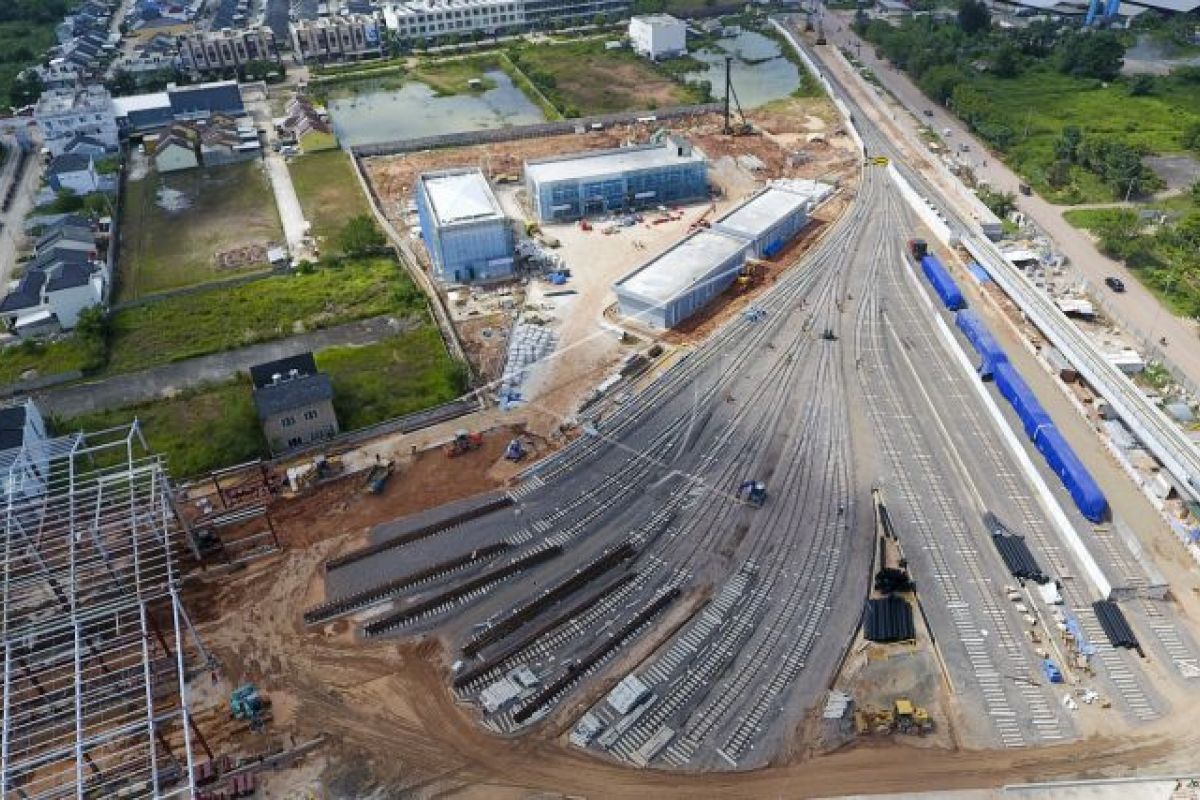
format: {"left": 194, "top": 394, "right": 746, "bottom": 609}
{"left": 383, "top": 0, "right": 526, "bottom": 43}
{"left": 415, "top": 167, "right": 514, "bottom": 284}
{"left": 628, "top": 14, "right": 686, "bottom": 60}
{"left": 46, "top": 153, "right": 102, "bottom": 195}
{"left": 34, "top": 85, "right": 120, "bottom": 156}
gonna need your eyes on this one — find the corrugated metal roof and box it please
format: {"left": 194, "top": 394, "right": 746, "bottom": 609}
{"left": 712, "top": 186, "right": 808, "bottom": 240}
{"left": 616, "top": 229, "right": 746, "bottom": 305}
{"left": 526, "top": 141, "right": 704, "bottom": 186}
{"left": 421, "top": 168, "right": 504, "bottom": 227}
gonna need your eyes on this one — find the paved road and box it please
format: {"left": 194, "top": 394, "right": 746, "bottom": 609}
{"left": 824, "top": 14, "right": 1200, "bottom": 391}
{"left": 39, "top": 315, "right": 414, "bottom": 417}
{"left": 0, "top": 145, "right": 43, "bottom": 288}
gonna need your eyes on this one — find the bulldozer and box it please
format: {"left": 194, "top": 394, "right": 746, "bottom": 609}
{"left": 230, "top": 684, "right": 271, "bottom": 732}
{"left": 446, "top": 429, "right": 484, "bottom": 458}
{"left": 893, "top": 698, "right": 933, "bottom": 735}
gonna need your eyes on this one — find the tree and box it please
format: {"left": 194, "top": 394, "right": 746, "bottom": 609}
{"left": 1053, "top": 125, "right": 1082, "bottom": 162}
{"left": 918, "top": 64, "right": 967, "bottom": 105}
{"left": 1182, "top": 121, "right": 1200, "bottom": 152}
{"left": 990, "top": 42, "right": 1021, "bottom": 78}
{"left": 1055, "top": 31, "right": 1124, "bottom": 81}
{"left": 958, "top": 0, "right": 991, "bottom": 35}
{"left": 8, "top": 69, "right": 42, "bottom": 108}
{"left": 336, "top": 215, "right": 386, "bottom": 256}
{"left": 1192, "top": 180, "right": 1200, "bottom": 205}
{"left": 1127, "top": 74, "right": 1154, "bottom": 96}
{"left": 106, "top": 69, "right": 137, "bottom": 97}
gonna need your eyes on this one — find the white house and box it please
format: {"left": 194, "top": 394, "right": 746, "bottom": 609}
{"left": 628, "top": 14, "right": 686, "bottom": 60}
{"left": 34, "top": 85, "right": 120, "bottom": 156}
{"left": 46, "top": 153, "right": 101, "bottom": 195}
{"left": 0, "top": 218, "right": 106, "bottom": 335}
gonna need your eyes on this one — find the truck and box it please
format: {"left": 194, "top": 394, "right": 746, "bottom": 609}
{"left": 1042, "top": 659, "right": 1063, "bottom": 684}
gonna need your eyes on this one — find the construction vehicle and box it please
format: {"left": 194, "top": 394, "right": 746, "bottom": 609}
{"left": 446, "top": 429, "right": 484, "bottom": 458}
{"left": 362, "top": 458, "right": 394, "bottom": 495}
{"left": 738, "top": 480, "right": 767, "bottom": 507}
{"left": 505, "top": 438, "right": 526, "bottom": 462}
{"left": 892, "top": 698, "right": 933, "bottom": 735}
{"left": 907, "top": 238, "right": 928, "bottom": 260}
{"left": 1042, "top": 658, "right": 1064, "bottom": 684}
{"left": 815, "top": 21, "right": 827, "bottom": 45}
{"left": 230, "top": 684, "right": 271, "bottom": 731}
{"left": 579, "top": 219, "right": 592, "bottom": 231}
{"left": 722, "top": 57, "right": 753, "bottom": 136}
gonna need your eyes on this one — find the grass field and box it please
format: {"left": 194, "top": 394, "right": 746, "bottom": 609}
{"left": 57, "top": 379, "right": 269, "bottom": 479}
{"left": 968, "top": 68, "right": 1200, "bottom": 203}
{"left": 58, "top": 324, "right": 465, "bottom": 477}
{"left": 0, "top": 337, "right": 98, "bottom": 386}
{"left": 316, "top": 327, "right": 467, "bottom": 430}
{"left": 287, "top": 151, "right": 373, "bottom": 254}
{"left": 106, "top": 257, "right": 424, "bottom": 374}
{"left": 413, "top": 56, "right": 501, "bottom": 96}
{"left": 118, "top": 161, "right": 284, "bottom": 301}
{"left": 506, "top": 39, "right": 706, "bottom": 116}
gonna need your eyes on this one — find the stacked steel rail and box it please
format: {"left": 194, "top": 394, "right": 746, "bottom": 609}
{"left": 1, "top": 423, "right": 202, "bottom": 799}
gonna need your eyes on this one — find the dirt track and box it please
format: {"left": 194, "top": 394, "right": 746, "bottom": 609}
{"left": 188, "top": 443, "right": 1196, "bottom": 799}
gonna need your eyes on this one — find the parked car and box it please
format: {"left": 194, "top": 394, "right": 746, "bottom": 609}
{"left": 1105, "top": 276, "right": 1126, "bottom": 292}
{"left": 923, "top": 108, "right": 934, "bottom": 117}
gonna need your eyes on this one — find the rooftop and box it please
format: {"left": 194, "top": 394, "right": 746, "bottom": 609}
{"left": 525, "top": 140, "right": 705, "bottom": 186}
{"left": 713, "top": 180, "right": 832, "bottom": 239}
{"left": 630, "top": 12, "right": 684, "bottom": 25}
{"left": 253, "top": 373, "right": 335, "bottom": 419}
{"left": 420, "top": 168, "right": 505, "bottom": 227}
{"left": 616, "top": 229, "right": 747, "bottom": 305}
{"left": 250, "top": 351, "right": 318, "bottom": 388}
{"left": 35, "top": 85, "right": 113, "bottom": 116}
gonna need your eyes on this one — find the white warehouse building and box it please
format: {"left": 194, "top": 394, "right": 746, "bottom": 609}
{"left": 628, "top": 13, "right": 686, "bottom": 60}
{"left": 415, "top": 167, "right": 515, "bottom": 284}
{"left": 614, "top": 179, "right": 832, "bottom": 328}
{"left": 613, "top": 229, "right": 748, "bottom": 329}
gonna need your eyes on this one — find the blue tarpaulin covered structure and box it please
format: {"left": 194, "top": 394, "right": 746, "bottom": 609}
{"left": 955, "top": 309, "right": 1008, "bottom": 377}
{"left": 1034, "top": 426, "right": 1109, "bottom": 522}
{"left": 920, "top": 254, "right": 966, "bottom": 311}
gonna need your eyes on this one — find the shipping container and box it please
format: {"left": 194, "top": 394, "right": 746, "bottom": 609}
{"left": 993, "top": 361, "right": 1052, "bottom": 439}
{"left": 1034, "top": 426, "right": 1109, "bottom": 522}
{"left": 955, "top": 309, "right": 1008, "bottom": 377}
{"left": 920, "top": 254, "right": 966, "bottom": 311}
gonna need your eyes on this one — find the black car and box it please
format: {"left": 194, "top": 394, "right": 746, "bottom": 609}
{"left": 923, "top": 109, "right": 934, "bottom": 117}
{"left": 1105, "top": 277, "right": 1126, "bottom": 292}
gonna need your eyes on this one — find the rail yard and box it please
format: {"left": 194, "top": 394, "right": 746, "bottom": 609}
{"left": 9, "top": 14, "right": 1200, "bottom": 800}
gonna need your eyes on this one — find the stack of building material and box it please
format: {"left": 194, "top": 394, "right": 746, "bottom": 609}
{"left": 1092, "top": 600, "right": 1142, "bottom": 652}
{"left": 499, "top": 323, "right": 557, "bottom": 405}
{"left": 864, "top": 595, "right": 915, "bottom": 643}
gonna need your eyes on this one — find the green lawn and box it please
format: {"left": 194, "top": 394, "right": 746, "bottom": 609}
{"left": 57, "top": 379, "right": 269, "bottom": 479}
{"left": 413, "top": 56, "right": 500, "bottom": 96}
{"left": 57, "top": 324, "right": 465, "bottom": 477}
{"left": 118, "top": 161, "right": 284, "bottom": 301}
{"left": 106, "top": 257, "right": 425, "bottom": 374}
{"left": 287, "top": 151, "right": 373, "bottom": 254}
{"left": 0, "top": 336, "right": 100, "bottom": 386}
{"left": 962, "top": 68, "right": 1200, "bottom": 203}
{"left": 506, "top": 39, "right": 707, "bottom": 116}
{"left": 316, "top": 326, "right": 467, "bottom": 430}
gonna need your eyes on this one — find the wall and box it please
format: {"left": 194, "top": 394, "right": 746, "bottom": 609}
{"left": 263, "top": 398, "right": 339, "bottom": 454}
{"left": 530, "top": 160, "right": 708, "bottom": 222}
{"left": 48, "top": 281, "right": 102, "bottom": 329}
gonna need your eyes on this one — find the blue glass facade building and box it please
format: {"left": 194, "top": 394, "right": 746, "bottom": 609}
{"left": 416, "top": 167, "right": 515, "bottom": 284}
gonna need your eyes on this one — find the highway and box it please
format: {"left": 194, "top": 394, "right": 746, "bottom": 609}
{"left": 304, "top": 21, "right": 1198, "bottom": 769}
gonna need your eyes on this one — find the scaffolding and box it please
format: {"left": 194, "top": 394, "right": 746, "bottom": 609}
{"left": 1, "top": 422, "right": 205, "bottom": 799}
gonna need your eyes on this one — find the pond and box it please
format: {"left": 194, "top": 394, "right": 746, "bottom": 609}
{"left": 328, "top": 69, "right": 546, "bottom": 147}
{"left": 684, "top": 30, "right": 802, "bottom": 109}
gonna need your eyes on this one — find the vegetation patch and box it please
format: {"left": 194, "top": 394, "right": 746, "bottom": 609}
{"left": 316, "top": 326, "right": 467, "bottom": 430}
{"left": 106, "top": 257, "right": 427, "bottom": 375}
{"left": 56, "top": 379, "right": 269, "bottom": 479}
{"left": 287, "top": 151, "right": 374, "bottom": 253}
{"left": 118, "top": 161, "right": 283, "bottom": 301}
{"left": 505, "top": 39, "right": 708, "bottom": 116}
{"left": 412, "top": 56, "right": 501, "bottom": 95}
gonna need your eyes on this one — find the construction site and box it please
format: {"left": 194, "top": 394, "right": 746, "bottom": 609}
{"left": 362, "top": 96, "right": 859, "bottom": 434}
{"left": 9, "top": 19, "right": 1200, "bottom": 800}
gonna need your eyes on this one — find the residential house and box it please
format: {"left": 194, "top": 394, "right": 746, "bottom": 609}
{"left": 0, "top": 218, "right": 106, "bottom": 335}
{"left": 278, "top": 96, "right": 337, "bottom": 152}
{"left": 46, "top": 153, "right": 101, "bottom": 195}
{"left": 249, "top": 353, "right": 340, "bottom": 455}
{"left": 153, "top": 123, "right": 200, "bottom": 172}
{"left": 61, "top": 133, "right": 112, "bottom": 157}
{"left": 113, "top": 80, "right": 247, "bottom": 134}
{"left": 198, "top": 114, "right": 261, "bottom": 166}
{"left": 178, "top": 28, "right": 280, "bottom": 75}
{"left": 34, "top": 85, "right": 120, "bottom": 156}
{"left": 289, "top": 14, "right": 384, "bottom": 64}
{"left": 629, "top": 14, "right": 687, "bottom": 60}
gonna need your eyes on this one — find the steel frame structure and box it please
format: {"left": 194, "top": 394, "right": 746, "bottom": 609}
{"left": 1, "top": 422, "right": 201, "bottom": 799}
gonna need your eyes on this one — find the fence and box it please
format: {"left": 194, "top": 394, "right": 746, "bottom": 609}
{"left": 349, "top": 103, "right": 722, "bottom": 158}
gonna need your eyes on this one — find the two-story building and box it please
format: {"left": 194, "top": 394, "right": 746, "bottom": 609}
{"left": 178, "top": 27, "right": 280, "bottom": 75}
{"left": 249, "top": 353, "right": 340, "bottom": 455}
{"left": 289, "top": 14, "right": 384, "bottom": 64}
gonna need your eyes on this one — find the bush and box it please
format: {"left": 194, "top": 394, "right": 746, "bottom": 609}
{"left": 335, "top": 214, "right": 386, "bottom": 256}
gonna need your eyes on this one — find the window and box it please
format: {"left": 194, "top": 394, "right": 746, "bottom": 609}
{"left": 280, "top": 416, "right": 295, "bottom": 427}
{"left": 303, "top": 409, "right": 319, "bottom": 421}
{"left": 288, "top": 436, "right": 303, "bottom": 448}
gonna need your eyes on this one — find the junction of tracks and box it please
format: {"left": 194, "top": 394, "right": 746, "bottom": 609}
{"left": 303, "top": 19, "right": 1200, "bottom": 775}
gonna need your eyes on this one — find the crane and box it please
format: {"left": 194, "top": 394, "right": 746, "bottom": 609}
{"left": 722, "top": 56, "right": 752, "bottom": 136}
